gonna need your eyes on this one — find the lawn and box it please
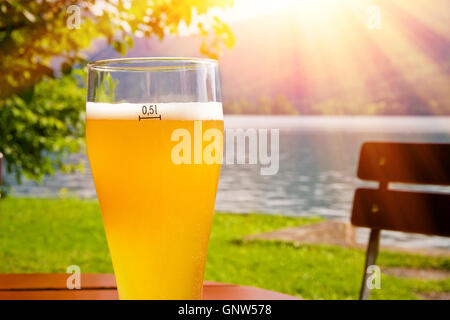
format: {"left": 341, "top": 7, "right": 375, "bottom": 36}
{"left": 0, "top": 198, "right": 448, "bottom": 299}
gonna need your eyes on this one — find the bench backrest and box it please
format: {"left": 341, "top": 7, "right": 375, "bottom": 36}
{"left": 351, "top": 142, "right": 450, "bottom": 237}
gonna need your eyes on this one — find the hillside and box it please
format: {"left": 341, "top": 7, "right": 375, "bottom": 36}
{"left": 88, "top": 0, "right": 450, "bottom": 115}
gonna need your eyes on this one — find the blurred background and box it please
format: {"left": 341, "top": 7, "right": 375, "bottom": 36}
{"left": 0, "top": 0, "right": 449, "bottom": 299}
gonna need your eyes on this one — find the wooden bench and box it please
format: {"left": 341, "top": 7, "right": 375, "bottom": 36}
{"left": 351, "top": 142, "right": 450, "bottom": 300}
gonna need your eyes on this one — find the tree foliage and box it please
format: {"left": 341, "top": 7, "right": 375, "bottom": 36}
{"left": 223, "top": 95, "right": 299, "bottom": 115}
{"left": 0, "top": 0, "right": 234, "bottom": 191}
{"left": 0, "top": 70, "right": 86, "bottom": 184}
{"left": 0, "top": 0, "right": 234, "bottom": 98}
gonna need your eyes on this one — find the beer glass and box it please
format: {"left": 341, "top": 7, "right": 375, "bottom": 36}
{"left": 86, "top": 58, "right": 223, "bottom": 299}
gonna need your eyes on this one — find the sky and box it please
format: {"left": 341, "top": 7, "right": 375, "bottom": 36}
{"left": 179, "top": 0, "right": 377, "bottom": 34}
{"left": 218, "top": 0, "right": 299, "bottom": 22}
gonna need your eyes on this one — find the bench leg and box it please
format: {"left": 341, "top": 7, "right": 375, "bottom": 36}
{"left": 359, "top": 228, "right": 380, "bottom": 300}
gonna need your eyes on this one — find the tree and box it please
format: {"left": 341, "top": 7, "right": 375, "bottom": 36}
{"left": 256, "top": 96, "right": 272, "bottom": 114}
{"left": 0, "top": 0, "right": 234, "bottom": 191}
{"left": 0, "top": 70, "right": 86, "bottom": 183}
{"left": 223, "top": 100, "right": 242, "bottom": 114}
{"left": 223, "top": 96, "right": 299, "bottom": 115}
{"left": 272, "top": 95, "right": 298, "bottom": 115}
{"left": 0, "top": 0, "right": 234, "bottom": 98}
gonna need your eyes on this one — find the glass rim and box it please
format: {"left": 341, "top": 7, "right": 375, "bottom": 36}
{"left": 87, "top": 57, "right": 218, "bottom": 72}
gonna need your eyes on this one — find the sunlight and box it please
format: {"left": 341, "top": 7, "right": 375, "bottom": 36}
{"left": 225, "top": 0, "right": 298, "bottom": 21}
{"left": 177, "top": 0, "right": 449, "bottom": 115}
{"left": 226, "top": 0, "right": 341, "bottom": 22}
{"left": 223, "top": 0, "right": 449, "bottom": 115}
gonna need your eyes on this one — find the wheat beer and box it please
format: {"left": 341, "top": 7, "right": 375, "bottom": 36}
{"left": 86, "top": 102, "right": 223, "bottom": 299}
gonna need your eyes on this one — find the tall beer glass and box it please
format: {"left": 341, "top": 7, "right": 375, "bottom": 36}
{"left": 86, "top": 58, "right": 223, "bottom": 299}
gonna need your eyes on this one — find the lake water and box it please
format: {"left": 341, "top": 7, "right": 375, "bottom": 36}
{"left": 6, "top": 116, "right": 450, "bottom": 249}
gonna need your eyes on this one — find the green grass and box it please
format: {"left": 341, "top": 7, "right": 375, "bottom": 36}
{"left": 0, "top": 198, "right": 448, "bottom": 299}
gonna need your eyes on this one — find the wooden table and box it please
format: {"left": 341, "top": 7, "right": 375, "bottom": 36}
{"left": 0, "top": 274, "right": 299, "bottom": 300}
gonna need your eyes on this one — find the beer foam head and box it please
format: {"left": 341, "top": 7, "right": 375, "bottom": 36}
{"left": 86, "top": 102, "right": 223, "bottom": 120}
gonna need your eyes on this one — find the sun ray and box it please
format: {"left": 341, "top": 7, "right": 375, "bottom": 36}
{"left": 220, "top": 0, "right": 449, "bottom": 115}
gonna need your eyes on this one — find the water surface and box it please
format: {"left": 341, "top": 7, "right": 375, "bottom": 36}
{"left": 6, "top": 116, "right": 450, "bottom": 249}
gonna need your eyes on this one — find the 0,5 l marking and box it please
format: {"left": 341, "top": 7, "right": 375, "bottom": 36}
{"left": 139, "top": 104, "right": 161, "bottom": 121}
{"left": 139, "top": 114, "right": 161, "bottom": 121}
